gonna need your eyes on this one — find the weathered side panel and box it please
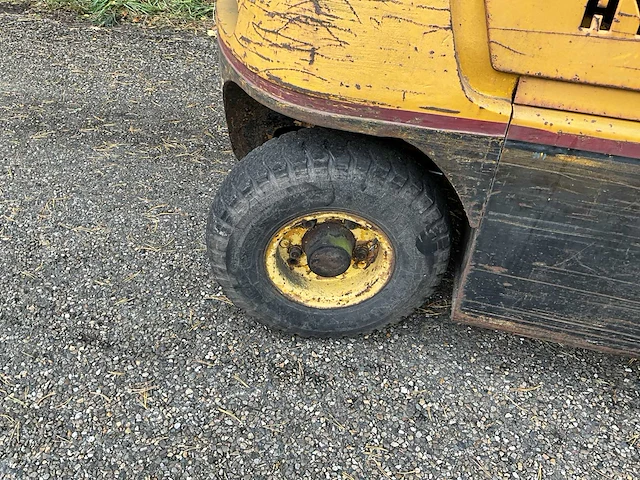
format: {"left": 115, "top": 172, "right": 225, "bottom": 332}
{"left": 485, "top": 0, "right": 640, "bottom": 91}
{"left": 456, "top": 143, "right": 640, "bottom": 355}
{"left": 409, "top": 134, "right": 503, "bottom": 220}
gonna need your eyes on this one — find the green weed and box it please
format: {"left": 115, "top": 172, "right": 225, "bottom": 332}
{"left": 40, "top": 0, "right": 215, "bottom": 26}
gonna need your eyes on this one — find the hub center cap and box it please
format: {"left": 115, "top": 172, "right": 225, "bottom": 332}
{"left": 302, "top": 222, "right": 355, "bottom": 277}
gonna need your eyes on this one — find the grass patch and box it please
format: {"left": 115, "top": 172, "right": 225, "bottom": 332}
{"left": 39, "top": 0, "right": 215, "bottom": 26}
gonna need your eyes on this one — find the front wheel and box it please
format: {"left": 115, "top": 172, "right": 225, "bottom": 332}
{"left": 207, "top": 128, "right": 450, "bottom": 336}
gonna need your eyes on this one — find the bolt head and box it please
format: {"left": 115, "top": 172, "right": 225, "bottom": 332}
{"left": 288, "top": 245, "right": 303, "bottom": 260}
{"left": 353, "top": 246, "right": 369, "bottom": 262}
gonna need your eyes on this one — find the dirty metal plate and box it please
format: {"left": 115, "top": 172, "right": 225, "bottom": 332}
{"left": 455, "top": 143, "right": 640, "bottom": 356}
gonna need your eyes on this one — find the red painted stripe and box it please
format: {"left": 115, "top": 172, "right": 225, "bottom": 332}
{"left": 508, "top": 125, "right": 640, "bottom": 160}
{"left": 219, "top": 40, "right": 508, "bottom": 137}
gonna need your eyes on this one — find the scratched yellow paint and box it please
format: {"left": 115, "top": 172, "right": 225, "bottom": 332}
{"left": 218, "top": 0, "right": 640, "bottom": 144}
{"left": 515, "top": 77, "right": 640, "bottom": 123}
{"left": 511, "top": 105, "right": 640, "bottom": 146}
{"left": 485, "top": 0, "right": 640, "bottom": 91}
{"left": 217, "top": 0, "right": 514, "bottom": 128}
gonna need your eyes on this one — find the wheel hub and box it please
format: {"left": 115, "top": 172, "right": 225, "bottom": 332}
{"left": 303, "top": 222, "right": 355, "bottom": 277}
{"left": 263, "top": 212, "right": 395, "bottom": 309}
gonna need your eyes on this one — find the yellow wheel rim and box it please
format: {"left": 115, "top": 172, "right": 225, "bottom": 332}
{"left": 264, "top": 212, "right": 394, "bottom": 309}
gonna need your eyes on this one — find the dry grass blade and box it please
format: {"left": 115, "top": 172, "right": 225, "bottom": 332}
{"left": 363, "top": 444, "right": 388, "bottom": 457}
{"left": 60, "top": 223, "right": 109, "bottom": 234}
{"left": 2, "top": 206, "right": 20, "bottom": 222}
{"left": 511, "top": 384, "right": 542, "bottom": 393}
{"left": 38, "top": 196, "right": 68, "bottom": 219}
{"left": 416, "top": 300, "right": 451, "bottom": 316}
{"left": 0, "top": 414, "right": 21, "bottom": 443}
{"left": 324, "top": 412, "right": 345, "bottom": 431}
{"left": 124, "top": 271, "right": 142, "bottom": 282}
{"left": 194, "top": 359, "right": 215, "bottom": 367}
{"left": 232, "top": 374, "right": 249, "bottom": 388}
{"left": 129, "top": 381, "right": 157, "bottom": 409}
{"left": 368, "top": 459, "right": 392, "bottom": 479}
{"left": 36, "top": 392, "right": 57, "bottom": 405}
{"left": 54, "top": 397, "right": 73, "bottom": 409}
{"left": 20, "top": 262, "right": 44, "bottom": 279}
{"left": 473, "top": 459, "right": 492, "bottom": 479}
{"left": 30, "top": 130, "right": 54, "bottom": 139}
{"left": 0, "top": 373, "right": 13, "bottom": 386}
{"left": 132, "top": 237, "right": 175, "bottom": 253}
{"left": 204, "top": 294, "right": 234, "bottom": 305}
{"left": 143, "top": 204, "right": 181, "bottom": 232}
{"left": 91, "top": 391, "right": 112, "bottom": 404}
{"left": 505, "top": 394, "right": 529, "bottom": 413}
{"left": 6, "top": 395, "right": 27, "bottom": 407}
{"left": 217, "top": 407, "right": 242, "bottom": 424}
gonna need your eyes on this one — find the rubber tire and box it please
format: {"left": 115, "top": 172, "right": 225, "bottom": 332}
{"left": 207, "top": 128, "right": 450, "bottom": 336}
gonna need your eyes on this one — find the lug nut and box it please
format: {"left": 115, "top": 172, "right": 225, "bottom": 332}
{"left": 353, "top": 245, "right": 369, "bottom": 262}
{"left": 288, "top": 245, "right": 303, "bottom": 260}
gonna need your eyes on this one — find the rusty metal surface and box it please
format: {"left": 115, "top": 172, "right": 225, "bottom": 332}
{"left": 263, "top": 212, "right": 395, "bottom": 309}
{"left": 451, "top": 308, "right": 637, "bottom": 357}
{"left": 223, "top": 82, "right": 300, "bottom": 159}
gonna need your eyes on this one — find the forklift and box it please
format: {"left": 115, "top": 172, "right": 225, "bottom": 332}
{"left": 207, "top": 0, "right": 640, "bottom": 355}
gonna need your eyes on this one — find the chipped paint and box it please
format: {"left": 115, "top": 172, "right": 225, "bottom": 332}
{"left": 485, "top": 0, "right": 640, "bottom": 91}
{"left": 217, "top": 0, "right": 513, "bottom": 127}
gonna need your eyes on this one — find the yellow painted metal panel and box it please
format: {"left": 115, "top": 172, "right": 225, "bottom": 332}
{"left": 485, "top": 0, "right": 640, "bottom": 91}
{"left": 217, "top": 0, "right": 512, "bottom": 128}
{"left": 515, "top": 77, "right": 640, "bottom": 122}
{"left": 511, "top": 105, "right": 640, "bottom": 145}
{"left": 449, "top": 0, "right": 516, "bottom": 116}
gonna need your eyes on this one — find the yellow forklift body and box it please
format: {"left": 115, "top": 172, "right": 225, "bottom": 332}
{"left": 216, "top": 0, "right": 640, "bottom": 355}
{"left": 217, "top": 0, "right": 516, "bottom": 128}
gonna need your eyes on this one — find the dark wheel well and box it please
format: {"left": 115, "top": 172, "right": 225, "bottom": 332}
{"left": 224, "top": 81, "right": 303, "bottom": 159}
{"left": 223, "top": 81, "right": 470, "bottom": 275}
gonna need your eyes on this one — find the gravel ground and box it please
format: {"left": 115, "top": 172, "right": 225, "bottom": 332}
{"left": 0, "top": 8, "right": 639, "bottom": 480}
